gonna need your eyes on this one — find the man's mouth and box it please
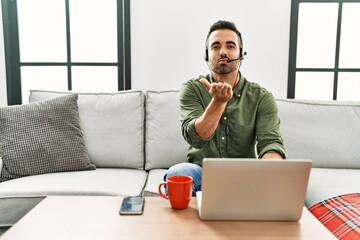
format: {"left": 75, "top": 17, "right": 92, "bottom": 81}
{"left": 218, "top": 58, "right": 229, "bottom": 63}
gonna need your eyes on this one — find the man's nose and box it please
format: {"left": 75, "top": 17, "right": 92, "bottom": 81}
{"left": 219, "top": 47, "right": 228, "bottom": 56}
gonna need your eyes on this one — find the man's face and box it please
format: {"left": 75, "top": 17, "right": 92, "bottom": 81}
{"left": 207, "top": 29, "right": 241, "bottom": 74}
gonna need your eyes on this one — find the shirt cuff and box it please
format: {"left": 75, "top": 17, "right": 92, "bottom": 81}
{"left": 259, "top": 145, "right": 287, "bottom": 159}
{"left": 184, "top": 118, "right": 212, "bottom": 149}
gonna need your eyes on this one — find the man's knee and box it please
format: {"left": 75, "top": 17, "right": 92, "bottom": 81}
{"left": 164, "top": 162, "right": 203, "bottom": 196}
{"left": 164, "top": 162, "right": 201, "bottom": 180}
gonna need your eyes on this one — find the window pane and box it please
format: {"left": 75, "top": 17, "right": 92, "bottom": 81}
{"left": 339, "top": 3, "right": 360, "bottom": 68}
{"left": 70, "top": 0, "right": 117, "bottom": 62}
{"left": 295, "top": 72, "right": 334, "bottom": 100}
{"left": 296, "top": 3, "right": 338, "bottom": 68}
{"left": 337, "top": 72, "right": 360, "bottom": 101}
{"left": 71, "top": 66, "right": 117, "bottom": 92}
{"left": 17, "top": 0, "right": 67, "bottom": 62}
{"left": 21, "top": 66, "right": 68, "bottom": 103}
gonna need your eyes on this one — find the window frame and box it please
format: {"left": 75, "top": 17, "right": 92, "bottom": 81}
{"left": 1, "top": 0, "right": 131, "bottom": 105}
{"left": 288, "top": 0, "right": 360, "bottom": 100}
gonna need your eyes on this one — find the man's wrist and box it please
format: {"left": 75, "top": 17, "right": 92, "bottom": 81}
{"left": 261, "top": 151, "right": 284, "bottom": 159}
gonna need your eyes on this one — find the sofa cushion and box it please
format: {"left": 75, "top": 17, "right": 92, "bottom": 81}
{"left": 0, "top": 94, "right": 95, "bottom": 183}
{"left": 277, "top": 99, "right": 360, "bottom": 168}
{"left": 29, "top": 90, "right": 145, "bottom": 169}
{"left": 0, "top": 168, "right": 148, "bottom": 226}
{"left": 143, "top": 169, "right": 168, "bottom": 196}
{"left": 305, "top": 168, "right": 360, "bottom": 207}
{"left": 145, "top": 91, "right": 189, "bottom": 170}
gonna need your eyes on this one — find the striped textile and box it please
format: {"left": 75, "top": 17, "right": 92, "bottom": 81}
{"left": 308, "top": 193, "right": 360, "bottom": 240}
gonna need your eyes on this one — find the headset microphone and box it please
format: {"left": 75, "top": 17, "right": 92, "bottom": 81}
{"left": 227, "top": 57, "right": 242, "bottom": 63}
{"left": 226, "top": 52, "right": 247, "bottom": 63}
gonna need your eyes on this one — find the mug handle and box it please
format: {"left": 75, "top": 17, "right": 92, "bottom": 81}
{"left": 158, "top": 182, "right": 168, "bottom": 199}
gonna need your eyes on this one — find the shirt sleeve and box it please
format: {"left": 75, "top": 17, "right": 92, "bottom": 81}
{"left": 256, "top": 92, "right": 287, "bottom": 158}
{"left": 179, "top": 80, "right": 213, "bottom": 149}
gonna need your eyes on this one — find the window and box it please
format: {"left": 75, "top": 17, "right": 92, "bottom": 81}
{"left": 288, "top": 0, "right": 360, "bottom": 100}
{"left": 1, "top": 0, "right": 131, "bottom": 104}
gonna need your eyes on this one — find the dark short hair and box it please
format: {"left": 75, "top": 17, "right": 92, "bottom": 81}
{"left": 205, "top": 20, "right": 243, "bottom": 50}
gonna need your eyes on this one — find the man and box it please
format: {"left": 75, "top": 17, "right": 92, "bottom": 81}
{"left": 165, "top": 20, "right": 287, "bottom": 195}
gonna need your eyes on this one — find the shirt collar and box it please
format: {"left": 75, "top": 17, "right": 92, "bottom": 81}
{"left": 233, "top": 72, "right": 245, "bottom": 98}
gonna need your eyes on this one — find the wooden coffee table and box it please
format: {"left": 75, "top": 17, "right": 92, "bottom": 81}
{"left": 0, "top": 196, "right": 335, "bottom": 240}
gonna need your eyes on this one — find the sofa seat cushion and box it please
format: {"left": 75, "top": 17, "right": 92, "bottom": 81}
{"left": 143, "top": 169, "right": 167, "bottom": 196}
{"left": 29, "top": 90, "right": 145, "bottom": 169}
{"left": 309, "top": 193, "right": 360, "bottom": 240}
{"left": 0, "top": 168, "right": 147, "bottom": 226}
{"left": 306, "top": 168, "right": 360, "bottom": 207}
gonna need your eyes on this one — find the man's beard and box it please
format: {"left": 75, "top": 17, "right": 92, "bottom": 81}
{"left": 210, "top": 62, "right": 237, "bottom": 74}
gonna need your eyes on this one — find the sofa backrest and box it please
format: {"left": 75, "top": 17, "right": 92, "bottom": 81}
{"left": 28, "top": 90, "right": 359, "bottom": 170}
{"left": 144, "top": 91, "right": 189, "bottom": 170}
{"left": 277, "top": 99, "right": 360, "bottom": 169}
{"left": 29, "top": 90, "right": 145, "bottom": 169}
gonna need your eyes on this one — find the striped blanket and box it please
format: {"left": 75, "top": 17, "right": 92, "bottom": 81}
{"left": 309, "top": 193, "right": 360, "bottom": 240}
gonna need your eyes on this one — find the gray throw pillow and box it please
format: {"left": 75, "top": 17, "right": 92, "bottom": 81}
{"left": 0, "top": 94, "right": 96, "bottom": 182}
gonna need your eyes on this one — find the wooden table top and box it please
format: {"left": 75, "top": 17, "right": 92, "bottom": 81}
{"left": 0, "top": 196, "right": 336, "bottom": 240}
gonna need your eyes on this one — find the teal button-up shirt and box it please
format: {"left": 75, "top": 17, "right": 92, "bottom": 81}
{"left": 180, "top": 73, "right": 287, "bottom": 166}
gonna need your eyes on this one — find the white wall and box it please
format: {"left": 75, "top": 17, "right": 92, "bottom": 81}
{"left": 0, "top": 4, "right": 7, "bottom": 106}
{"left": 131, "top": 0, "right": 291, "bottom": 98}
{"left": 0, "top": 0, "right": 291, "bottom": 104}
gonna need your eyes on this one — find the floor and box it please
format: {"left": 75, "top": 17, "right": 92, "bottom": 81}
{"left": 0, "top": 227, "right": 9, "bottom": 236}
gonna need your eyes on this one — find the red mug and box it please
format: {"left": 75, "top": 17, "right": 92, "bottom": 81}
{"left": 158, "top": 175, "right": 193, "bottom": 210}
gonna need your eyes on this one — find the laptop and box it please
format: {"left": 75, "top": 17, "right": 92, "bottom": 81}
{"left": 196, "top": 158, "right": 312, "bottom": 221}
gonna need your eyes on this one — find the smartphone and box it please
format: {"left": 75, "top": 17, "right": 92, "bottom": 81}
{"left": 119, "top": 196, "right": 145, "bottom": 215}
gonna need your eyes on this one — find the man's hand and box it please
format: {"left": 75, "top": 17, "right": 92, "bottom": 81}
{"left": 200, "top": 79, "right": 232, "bottom": 104}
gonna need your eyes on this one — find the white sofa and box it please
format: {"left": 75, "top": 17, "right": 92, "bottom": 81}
{"left": 277, "top": 99, "right": 360, "bottom": 207}
{"left": 0, "top": 90, "right": 359, "bottom": 234}
{"left": 0, "top": 90, "right": 189, "bottom": 231}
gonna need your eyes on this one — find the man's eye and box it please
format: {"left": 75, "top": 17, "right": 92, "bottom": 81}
{"left": 212, "top": 45, "right": 220, "bottom": 50}
{"left": 228, "top": 45, "right": 236, "bottom": 49}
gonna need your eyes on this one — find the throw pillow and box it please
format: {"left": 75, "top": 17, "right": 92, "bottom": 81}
{"left": 0, "top": 94, "right": 96, "bottom": 182}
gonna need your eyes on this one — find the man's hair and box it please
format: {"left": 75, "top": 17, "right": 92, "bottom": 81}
{"left": 205, "top": 20, "right": 243, "bottom": 50}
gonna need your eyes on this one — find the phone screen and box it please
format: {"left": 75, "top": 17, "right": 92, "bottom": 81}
{"left": 119, "top": 196, "right": 145, "bottom": 215}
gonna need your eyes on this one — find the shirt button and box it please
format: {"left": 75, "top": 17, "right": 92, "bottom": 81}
{"left": 224, "top": 117, "right": 227, "bottom": 120}
{"left": 221, "top": 137, "right": 225, "bottom": 140}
